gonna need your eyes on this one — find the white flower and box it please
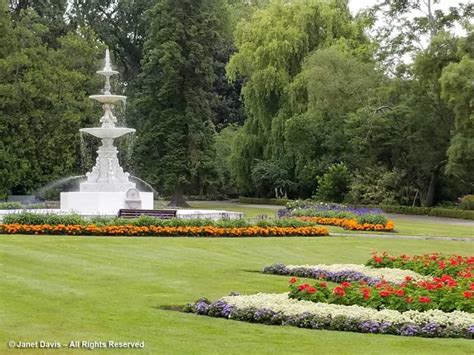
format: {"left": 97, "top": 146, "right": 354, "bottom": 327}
{"left": 221, "top": 293, "right": 474, "bottom": 329}
{"left": 284, "top": 264, "right": 427, "bottom": 284}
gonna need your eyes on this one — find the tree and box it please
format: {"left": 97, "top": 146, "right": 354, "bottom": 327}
{"left": 68, "top": 0, "right": 154, "bottom": 85}
{"left": 130, "top": 0, "right": 225, "bottom": 207}
{"left": 366, "top": 0, "right": 473, "bottom": 73}
{"left": 440, "top": 54, "right": 474, "bottom": 187}
{"left": 0, "top": 6, "right": 103, "bottom": 198}
{"left": 227, "top": 0, "right": 370, "bottom": 196}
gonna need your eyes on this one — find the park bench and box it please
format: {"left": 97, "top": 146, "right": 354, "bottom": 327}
{"left": 117, "top": 209, "right": 177, "bottom": 219}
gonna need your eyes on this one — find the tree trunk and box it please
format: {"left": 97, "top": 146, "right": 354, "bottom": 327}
{"left": 423, "top": 161, "right": 446, "bottom": 207}
{"left": 168, "top": 189, "right": 190, "bottom": 208}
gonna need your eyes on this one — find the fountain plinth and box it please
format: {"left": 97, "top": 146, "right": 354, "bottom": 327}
{"left": 60, "top": 49, "right": 153, "bottom": 215}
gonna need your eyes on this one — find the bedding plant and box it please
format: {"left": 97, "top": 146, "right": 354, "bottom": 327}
{"left": 185, "top": 252, "right": 474, "bottom": 339}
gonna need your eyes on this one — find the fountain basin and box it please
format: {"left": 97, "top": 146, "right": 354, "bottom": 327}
{"left": 80, "top": 127, "right": 135, "bottom": 139}
{"left": 89, "top": 94, "right": 127, "bottom": 104}
{"left": 61, "top": 191, "right": 154, "bottom": 215}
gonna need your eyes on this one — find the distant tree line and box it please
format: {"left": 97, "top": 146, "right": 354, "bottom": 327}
{"left": 0, "top": 0, "right": 472, "bottom": 207}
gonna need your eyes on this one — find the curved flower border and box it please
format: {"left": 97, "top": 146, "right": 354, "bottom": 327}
{"left": 185, "top": 293, "right": 474, "bottom": 339}
{"left": 297, "top": 216, "right": 394, "bottom": 232}
{"left": 263, "top": 263, "right": 427, "bottom": 285}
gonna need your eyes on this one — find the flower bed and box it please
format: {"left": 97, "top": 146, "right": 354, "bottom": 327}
{"left": 277, "top": 202, "right": 395, "bottom": 232}
{"left": 289, "top": 276, "right": 473, "bottom": 313}
{"left": 296, "top": 216, "right": 394, "bottom": 232}
{"left": 367, "top": 252, "right": 474, "bottom": 278}
{"left": 0, "top": 223, "right": 329, "bottom": 237}
{"left": 185, "top": 293, "right": 474, "bottom": 339}
{"left": 263, "top": 263, "right": 427, "bottom": 285}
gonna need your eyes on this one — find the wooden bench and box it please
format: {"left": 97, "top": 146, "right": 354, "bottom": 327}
{"left": 117, "top": 209, "right": 177, "bottom": 219}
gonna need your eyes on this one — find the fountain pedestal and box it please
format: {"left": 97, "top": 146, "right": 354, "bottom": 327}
{"left": 60, "top": 50, "right": 153, "bottom": 215}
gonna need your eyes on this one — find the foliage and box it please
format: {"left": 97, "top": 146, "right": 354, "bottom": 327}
{"left": 347, "top": 166, "right": 405, "bottom": 205}
{"left": 314, "top": 163, "right": 351, "bottom": 203}
{"left": 440, "top": 54, "right": 474, "bottom": 184}
{"left": 379, "top": 205, "right": 474, "bottom": 220}
{"left": 0, "top": 7, "right": 102, "bottom": 197}
{"left": 289, "top": 276, "right": 473, "bottom": 313}
{"left": 460, "top": 195, "right": 474, "bottom": 211}
{"left": 227, "top": 0, "right": 369, "bottom": 195}
{"left": 366, "top": 252, "right": 474, "bottom": 279}
{"left": 238, "top": 196, "right": 290, "bottom": 206}
{"left": 0, "top": 202, "right": 23, "bottom": 209}
{"left": 2, "top": 212, "right": 319, "bottom": 228}
{"left": 130, "top": 0, "right": 226, "bottom": 204}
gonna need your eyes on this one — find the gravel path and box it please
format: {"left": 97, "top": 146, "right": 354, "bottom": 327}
{"left": 387, "top": 213, "right": 474, "bottom": 227}
{"left": 331, "top": 232, "right": 474, "bottom": 242}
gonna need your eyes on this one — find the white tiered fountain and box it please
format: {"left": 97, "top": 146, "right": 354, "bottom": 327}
{"left": 60, "top": 50, "right": 153, "bottom": 215}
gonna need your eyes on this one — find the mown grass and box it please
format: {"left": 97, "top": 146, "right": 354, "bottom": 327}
{"left": 156, "top": 200, "right": 474, "bottom": 238}
{"left": 1, "top": 235, "right": 473, "bottom": 354}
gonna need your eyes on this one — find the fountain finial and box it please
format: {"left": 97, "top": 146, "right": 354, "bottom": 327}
{"left": 104, "top": 49, "right": 112, "bottom": 71}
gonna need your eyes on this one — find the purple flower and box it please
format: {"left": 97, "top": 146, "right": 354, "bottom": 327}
{"left": 421, "top": 322, "right": 439, "bottom": 336}
{"left": 400, "top": 324, "right": 419, "bottom": 336}
{"left": 194, "top": 301, "right": 210, "bottom": 315}
{"left": 360, "top": 320, "right": 380, "bottom": 333}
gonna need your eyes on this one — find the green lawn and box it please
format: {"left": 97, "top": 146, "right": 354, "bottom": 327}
{"left": 156, "top": 200, "right": 474, "bottom": 238}
{"left": 1, "top": 235, "right": 473, "bottom": 354}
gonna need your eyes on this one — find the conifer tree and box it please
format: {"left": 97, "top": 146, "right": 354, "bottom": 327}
{"left": 131, "top": 0, "right": 224, "bottom": 206}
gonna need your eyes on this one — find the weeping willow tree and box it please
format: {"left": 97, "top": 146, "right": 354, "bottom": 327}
{"left": 227, "top": 0, "right": 371, "bottom": 196}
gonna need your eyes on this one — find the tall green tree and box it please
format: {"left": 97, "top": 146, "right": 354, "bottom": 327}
{"left": 0, "top": 5, "right": 102, "bottom": 198}
{"left": 227, "top": 0, "right": 370, "bottom": 196}
{"left": 440, "top": 51, "right": 474, "bottom": 187}
{"left": 68, "top": 0, "right": 154, "bottom": 85}
{"left": 131, "top": 0, "right": 225, "bottom": 206}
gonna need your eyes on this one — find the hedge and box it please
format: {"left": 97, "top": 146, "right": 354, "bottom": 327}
{"left": 238, "top": 197, "right": 291, "bottom": 206}
{"left": 378, "top": 205, "right": 474, "bottom": 220}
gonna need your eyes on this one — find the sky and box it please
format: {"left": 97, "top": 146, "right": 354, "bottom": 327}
{"left": 348, "top": 0, "right": 465, "bottom": 15}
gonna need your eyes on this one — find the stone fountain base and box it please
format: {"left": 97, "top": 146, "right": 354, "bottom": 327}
{"left": 60, "top": 191, "right": 154, "bottom": 215}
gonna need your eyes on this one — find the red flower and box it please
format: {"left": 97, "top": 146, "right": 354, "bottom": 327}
{"left": 438, "top": 261, "right": 446, "bottom": 269}
{"left": 319, "top": 282, "right": 328, "bottom": 288}
{"left": 419, "top": 296, "right": 431, "bottom": 303}
{"left": 463, "top": 291, "right": 473, "bottom": 299}
{"left": 333, "top": 286, "right": 346, "bottom": 297}
{"left": 306, "top": 287, "right": 317, "bottom": 294}
{"left": 298, "top": 283, "right": 311, "bottom": 291}
{"left": 289, "top": 277, "right": 298, "bottom": 284}
{"left": 406, "top": 297, "right": 414, "bottom": 303}
{"left": 379, "top": 290, "right": 391, "bottom": 297}
{"left": 470, "top": 283, "right": 474, "bottom": 291}
{"left": 450, "top": 258, "right": 458, "bottom": 266}
{"left": 395, "top": 289, "right": 405, "bottom": 297}
{"left": 341, "top": 281, "right": 351, "bottom": 288}
{"left": 404, "top": 276, "right": 413, "bottom": 282}
{"left": 373, "top": 256, "right": 383, "bottom": 263}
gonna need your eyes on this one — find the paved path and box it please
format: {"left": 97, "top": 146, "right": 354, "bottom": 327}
{"left": 387, "top": 213, "right": 474, "bottom": 227}
{"left": 331, "top": 232, "right": 474, "bottom": 242}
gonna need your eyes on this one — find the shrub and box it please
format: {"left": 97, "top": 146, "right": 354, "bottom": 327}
{"left": 314, "top": 163, "right": 351, "bottom": 203}
{"left": 239, "top": 197, "right": 290, "bottom": 206}
{"left": 460, "top": 195, "right": 474, "bottom": 210}
{"left": 356, "top": 214, "right": 388, "bottom": 225}
{"left": 0, "top": 202, "right": 23, "bottom": 210}
{"left": 379, "top": 205, "right": 474, "bottom": 220}
{"left": 2, "top": 213, "right": 85, "bottom": 225}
